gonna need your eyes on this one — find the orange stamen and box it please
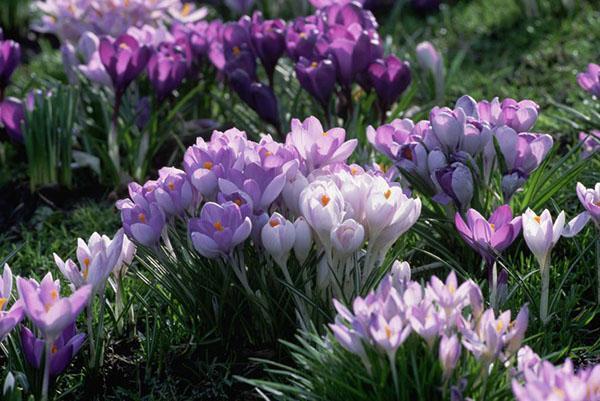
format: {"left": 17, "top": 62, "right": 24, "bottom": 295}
{"left": 384, "top": 189, "right": 391, "bottom": 199}
{"left": 320, "top": 194, "right": 330, "bottom": 206}
{"left": 213, "top": 221, "right": 224, "bottom": 232}
{"left": 203, "top": 161, "right": 213, "bottom": 170}
{"left": 138, "top": 213, "right": 146, "bottom": 223}
{"left": 269, "top": 219, "right": 280, "bottom": 228}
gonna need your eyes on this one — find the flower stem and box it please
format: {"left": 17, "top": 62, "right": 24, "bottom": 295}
{"left": 540, "top": 258, "right": 550, "bottom": 324}
{"left": 108, "top": 95, "right": 122, "bottom": 179}
{"left": 41, "top": 340, "right": 52, "bottom": 401}
{"left": 388, "top": 353, "right": 399, "bottom": 398}
{"left": 87, "top": 304, "right": 96, "bottom": 367}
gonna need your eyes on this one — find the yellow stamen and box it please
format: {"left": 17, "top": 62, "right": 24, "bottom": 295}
{"left": 322, "top": 131, "right": 328, "bottom": 136}
{"left": 83, "top": 266, "right": 89, "bottom": 280}
{"left": 350, "top": 167, "right": 358, "bottom": 175}
{"left": 232, "top": 46, "right": 241, "bottom": 56}
{"left": 490, "top": 223, "right": 495, "bottom": 231}
{"left": 83, "top": 257, "right": 90, "bottom": 267}
{"left": 320, "top": 194, "right": 330, "bottom": 206}
{"left": 496, "top": 321, "right": 504, "bottom": 333}
{"left": 384, "top": 189, "right": 391, "bottom": 199}
{"left": 51, "top": 344, "right": 58, "bottom": 354}
{"left": 0, "top": 298, "right": 7, "bottom": 310}
{"left": 138, "top": 213, "right": 146, "bottom": 223}
{"left": 50, "top": 290, "right": 58, "bottom": 301}
{"left": 233, "top": 198, "right": 243, "bottom": 206}
{"left": 448, "top": 284, "right": 455, "bottom": 294}
{"left": 299, "top": 32, "right": 307, "bottom": 39}
{"left": 214, "top": 221, "right": 224, "bottom": 232}
{"left": 533, "top": 215, "right": 541, "bottom": 224}
{"left": 203, "top": 161, "right": 213, "bottom": 170}
{"left": 310, "top": 61, "right": 318, "bottom": 68}
{"left": 384, "top": 325, "right": 392, "bottom": 339}
{"left": 168, "top": 182, "right": 175, "bottom": 191}
{"left": 119, "top": 42, "right": 130, "bottom": 50}
{"left": 264, "top": 151, "right": 273, "bottom": 157}
{"left": 181, "top": 2, "right": 192, "bottom": 16}
{"left": 269, "top": 219, "right": 280, "bottom": 228}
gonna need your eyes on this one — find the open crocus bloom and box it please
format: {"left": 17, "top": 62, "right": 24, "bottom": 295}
{"left": 522, "top": 209, "right": 565, "bottom": 268}
{"left": 0, "top": 264, "right": 24, "bottom": 341}
{"left": 563, "top": 182, "right": 600, "bottom": 237}
{"left": 17, "top": 273, "right": 91, "bottom": 340}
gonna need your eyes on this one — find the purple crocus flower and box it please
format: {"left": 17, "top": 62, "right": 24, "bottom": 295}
{"left": 367, "top": 55, "right": 411, "bottom": 113}
{"left": 563, "top": 183, "right": 600, "bottom": 237}
{"left": 99, "top": 34, "right": 152, "bottom": 97}
{"left": 295, "top": 57, "right": 336, "bottom": 108}
{"left": 471, "top": 97, "right": 539, "bottom": 133}
{"left": 285, "top": 17, "right": 320, "bottom": 62}
{"left": 0, "top": 264, "right": 24, "bottom": 341}
{"left": 577, "top": 63, "right": 600, "bottom": 97}
{"left": 189, "top": 201, "right": 252, "bottom": 258}
{"left": 154, "top": 167, "right": 197, "bottom": 217}
{"left": 454, "top": 205, "right": 522, "bottom": 267}
{"left": 285, "top": 116, "right": 357, "bottom": 172}
{"left": 433, "top": 162, "right": 474, "bottom": 211}
{"left": 250, "top": 14, "right": 286, "bottom": 83}
{"left": 17, "top": 273, "right": 91, "bottom": 340}
{"left": 21, "top": 323, "right": 85, "bottom": 377}
{"left": 147, "top": 41, "right": 189, "bottom": 100}
{"left": 0, "top": 98, "right": 24, "bottom": 142}
{"left": 494, "top": 127, "right": 553, "bottom": 199}
{"left": 116, "top": 183, "right": 166, "bottom": 246}
{"left": 0, "top": 37, "right": 20, "bottom": 96}
{"left": 439, "top": 334, "right": 461, "bottom": 378}
{"left": 579, "top": 131, "right": 600, "bottom": 159}
{"left": 228, "top": 69, "right": 280, "bottom": 126}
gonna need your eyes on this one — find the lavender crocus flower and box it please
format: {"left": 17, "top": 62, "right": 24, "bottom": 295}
{"left": 21, "top": 323, "right": 85, "bottom": 377}
{"left": 0, "top": 98, "right": 24, "bottom": 142}
{"left": 454, "top": 205, "right": 522, "bottom": 267}
{"left": 154, "top": 167, "right": 197, "bottom": 217}
{"left": 189, "top": 201, "right": 252, "bottom": 258}
{"left": 0, "top": 264, "right": 24, "bottom": 341}
{"left": 147, "top": 41, "right": 189, "bottom": 100}
{"left": 117, "top": 184, "right": 166, "bottom": 246}
{"left": 99, "top": 34, "right": 152, "bottom": 97}
{"left": 285, "top": 116, "right": 357, "bottom": 172}
{"left": 416, "top": 41, "right": 443, "bottom": 101}
{"left": 0, "top": 37, "right": 20, "bottom": 97}
{"left": 433, "top": 162, "right": 474, "bottom": 211}
{"left": 439, "top": 334, "right": 461, "bottom": 378}
{"left": 579, "top": 131, "right": 600, "bottom": 159}
{"left": 250, "top": 15, "right": 286, "bottom": 83}
{"left": 563, "top": 183, "right": 600, "bottom": 236}
{"left": 228, "top": 69, "right": 280, "bottom": 126}
{"left": 295, "top": 57, "right": 336, "bottom": 108}
{"left": 367, "top": 55, "right": 411, "bottom": 114}
{"left": 285, "top": 17, "right": 320, "bottom": 62}
{"left": 17, "top": 273, "right": 91, "bottom": 340}
{"left": 577, "top": 63, "right": 600, "bottom": 97}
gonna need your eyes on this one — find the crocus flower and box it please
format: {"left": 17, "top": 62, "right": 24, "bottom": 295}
{"left": 17, "top": 274, "right": 91, "bottom": 340}
{"left": 295, "top": 57, "right": 336, "bottom": 108}
{"left": 367, "top": 55, "right": 411, "bottom": 114}
{"left": 250, "top": 15, "right": 286, "bottom": 82}
{"left": 0, "top": 37, "right": 20, "bottom": 95}
{"left": 228, "top": 69, "right": 280, "bottom": 126}
{"left": 117, "top": 184, "right": 166, "bottom": 246}
{"left": 53, "top": 230, "right": 125, "bottom": 295}
{"left": 426, "top": 271, "right": 470, "bottom": 319}
{"left": 154, "top": 167, "right": 197, "bottom": 217}
{"left": 433, "top": 162, "right": 474, "bottom": 211}
{"left": 330, "top": 219, "right": 365, "bottom": 257}
{"left": 459, "top": 308, "right": 512, "bottom": 364}
{"left": 21, "top": 323, "right": 85, "bottom": 377}
{"left": 285, "top": 116, "right": 357, "bottom": 172}
{"left": 577, "top": 63, "right": 600, "bottom": 97}
{"left": 262, "top": 213, "right": 296, "bottom": 268}
{"left": 99, "top": 34, "right": 152, "bottom": 97}
{"left": 0, "top": 264, "right": 24, "bottom": 341}
{"left": 416, "top": 41, "right": 443, "bottom": 100}
{"left": 522, "top": 208, "right": 565, "bottom": 323}
{"left": 189, "top": 201, "right": 252, "bottom": 258}
{"left": 299, "top": 179, "right": 345, "bottom": 249}
{"left": 285, "top": 17, "right": 320, "bottom": 62}
{"left": 474, "top": 97, "right": 539, "bottom": 133}
{"left": 454, "top": 205, "right": 522, "bottom": 267}
{"left": 0, "top": 98, "right": 24, "bottom": 142}
{"left": 293, "top": 217, "right": 313, "bottom": 264}
{"left": 563, "top": 183, "right": 600, "bottom": 237}
{"left": 147, "top": 41, "right": 189, "bottom": 100}
{"left": 579, "top": 131, "right": 600, "bottom": 159}
{"left": 439, "top": 334, "right": 461, "bottom": 378}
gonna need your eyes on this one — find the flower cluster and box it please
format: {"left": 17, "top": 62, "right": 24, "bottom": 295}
{"left": 0, "top": 29, "right": 23, "bottom": 142}
{"left": 368, "top": 95, "right": 553, "bottom": 210}
{"left": 330, "top": 263, "right": 528, "bottom": 376}
{"left": 512, "top": 346, "right": 600, "bottom": 401}
{"left": 117, "top": 116, "right": 421, "bottom": 298}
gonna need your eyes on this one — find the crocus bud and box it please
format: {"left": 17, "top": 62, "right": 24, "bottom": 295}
{"left": 439, "top": 334, "right": 461, "bottom": 378}
{"left": 251, "top": 17, "right": 286, "bottom": 81}
{"left": 367, "top": 55, "right": 411, "bottom": 113}
{"left": 390, "top": 260, "right": 411, "bottom": 287}
{"left": 262, "top": 213, "right": 296, "bottom": 268}
{"left": 433, "top": 162, "right": 473, "bottom": 211}
{"left": 0, "top": 38, "right": 20, "bottom": 93}
{"left": 506, "top": 305, "right": 529, "bottom": 354}
{"left": 147, "top": 41, "right": 189, "bottom": 100}
{"left": 416, "top": 41, "right": 443, "bottom": 100}
{"left": 282, "top": 170, "right": 309, "bottom": 216}
{"left": 228, "top": 69, "right": 280, "bottom": 126}
{"left": 295, "top": 57, "right": 336, "bottom": 108}
{"left": 330, "top": 219, "right": 365, "bottom": 257}
{"left": 293, "top": 217, "right": 313, "bottom": 264}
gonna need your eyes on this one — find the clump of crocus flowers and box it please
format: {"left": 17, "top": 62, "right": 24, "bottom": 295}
{"left": 368, "top": 95, "right": 552, "bottom": 211}
{"left": 330, "top": 262, "right": 528, "bottom": 396}
{"left": 117, "top": 115, "right": 422, "bottom": 315}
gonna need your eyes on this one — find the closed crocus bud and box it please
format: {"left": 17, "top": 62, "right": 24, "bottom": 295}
{"left": 293, "top": 217, "right": 313, "bottom": 264}
{"left": 439, "top": 334, "right": 461, "bottom": 378}
{"left": 416, "top": 41, "right": 443, "bottom": 100}
{"left": 228, "top": 69, "right": 280, "bottom": 126}
{"left": 262, "top": 213, "right": 296, "bottom": 268}
{"left": 331, "top": 219, "right": 365, "bottom": 257}
{"left": 295, "top": 57, "right": 336, "bottom": 108}
{"left": 0, "top": 98, "right": 24, "bottom": 142}
{"left": 251, "top": 17, "right": 286, "bottom": 81}
{"left": 430, "top": 106, "right": 466, "bottom": 153}
{"left": 0, "top": 37, "right": 21, "bottom": 93}
{"left": 282, "top": 170, "right": 309, "bottom": 216}
{"left": 505, "top": 305, "right": 528, "bottom": 354}
{"left": 577, "top": 63, "right": 600, "bottom": 97}
{"left": 367, "top": 55, "right": 411, "bottom": 113}
{"left": 99, "top": 34, "right": 152, "bottom": 97}
{"left": 434, "top": 162, "right": 473, "bottom": 211}
{"left": 390, "top": 260, "right": 411, "bottom": 287}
